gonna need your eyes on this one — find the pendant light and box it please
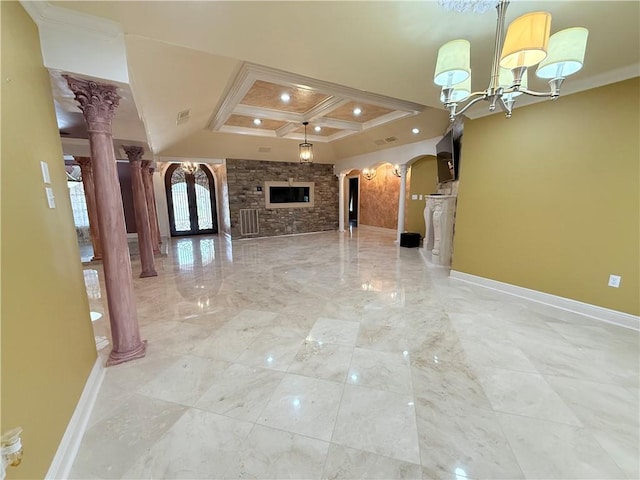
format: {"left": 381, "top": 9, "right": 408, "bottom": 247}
{"left": 299, "top": 121, "right": 313, "bottom": 164}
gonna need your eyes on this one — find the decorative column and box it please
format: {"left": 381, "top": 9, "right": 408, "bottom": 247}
{"left": 141, "top": 160, "right": 161, "bottom": 255}
{"left": 65, "top": 76, "right": 146, "bottom": 366}
{"left": 337, "top": 172, "right": 346, "bottom": 232}
{"left": 423, "top": 194, "right": 457, "bottom": 266}
{"left": 123, "top": 146, "right": 157, "bottom": 278}
{"left": 75, "top": 156, "right": 103, "bottom": 261}
{"left": 396, "top": 164, "right": 408, "bottom": 243}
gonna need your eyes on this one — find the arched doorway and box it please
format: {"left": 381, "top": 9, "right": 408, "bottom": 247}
{"left": 165, "top": 163, "right": 218, "bottom": 236}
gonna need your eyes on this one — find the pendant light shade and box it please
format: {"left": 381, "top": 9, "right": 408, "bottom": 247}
{"left": 434, "top": 39, "right": 471, "bottom": 87}
{"left": 498, "top": 67, "right": 528, "bottom": 97}
{"left": 536, "top": 27, "right": 588, "bottom": 79}
{"left": 500, "top": 11, "right": 551, "bottom": 69}
{"left": 441, "top": 75, "right": 471, "bottom": 103}
{"left": 299, "top": 121, "right": 313, "bottom": 163}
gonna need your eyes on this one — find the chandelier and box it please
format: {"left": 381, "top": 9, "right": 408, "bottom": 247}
{"left": 181, "top": 162, "right": 198, "bottom": 174}
{"left": 299, "top": 121, "right": 313, "bottom": 163}
{"left": 434, "top": 0, "right": 588, "bottom": 121}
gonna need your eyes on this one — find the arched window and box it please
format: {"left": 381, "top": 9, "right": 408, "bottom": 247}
{"left": 165, "top": 163, "right": 218, "bottom": 236}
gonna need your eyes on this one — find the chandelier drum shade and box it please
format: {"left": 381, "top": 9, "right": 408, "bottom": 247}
{"left": 434, "top": 39, "right": 471, "bottom": 87}
{"left": 434, "top": 0, "right": 588, "bottom": 120}
{"left": 499, "top": 12, "right": 551, "bottom": 69}
{"left": 299, "top": 121, "right": 313, "bottom": 164}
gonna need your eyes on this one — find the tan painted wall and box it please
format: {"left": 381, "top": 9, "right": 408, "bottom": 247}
{"left": 452, "top": 78, "right": 639, "bottom": 316}
{"left": 1, "top": 3, "right": 97, "bottom": 478}
{"left": 406, "top": 156, "right": 438, "bottom": 237}
{"left": 360, "top": 164, "right": 400, "bottom": 229}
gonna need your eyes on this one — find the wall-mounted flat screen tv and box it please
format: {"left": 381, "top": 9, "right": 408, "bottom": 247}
{"left": 436, "top": 129, "right": 461, "bottom": 183}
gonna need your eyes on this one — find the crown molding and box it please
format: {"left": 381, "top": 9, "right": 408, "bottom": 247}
{"left": 20, "top": 1, "right": 122, "bottom": 39}
{"left": 464, "top": 63, "right": 640, "bottom": 120}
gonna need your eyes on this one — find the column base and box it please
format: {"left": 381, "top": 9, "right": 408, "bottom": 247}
{"left": 140, "top": 269, "right": 158, "bottom": 278}
{"left": 106, "top": 340, "right": 147, "bottom": 366}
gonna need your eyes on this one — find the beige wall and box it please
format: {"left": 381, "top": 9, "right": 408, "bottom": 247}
{"left": 360, "top": 164, "right": 400, "bottom": 229}
{"left": 1, "top": 3, "right": 97, "bottom": 478}
{"left": 406, "top": 156, "right": 438, "bottom": 237}
{"left": 452, "top": 78, "right": 639, "bottom": 316}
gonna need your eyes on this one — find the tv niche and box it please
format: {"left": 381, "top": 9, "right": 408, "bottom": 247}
{"left": 265, "top": 181, "right": 315, "bottom": 209}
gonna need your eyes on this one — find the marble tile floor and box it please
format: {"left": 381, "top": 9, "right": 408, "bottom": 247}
{"left": 73, "top": 229, "right": 639, "bottom": 479}
{"left": 79, "top": 237, "right": 169, "bottom": 263}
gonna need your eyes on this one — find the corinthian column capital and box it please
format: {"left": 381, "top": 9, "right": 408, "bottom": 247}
{"left": 64, "top": 76, "right": 120, "bottom": 130}
{"left": 123, "top": 145, "right": 145, "bottom": 165}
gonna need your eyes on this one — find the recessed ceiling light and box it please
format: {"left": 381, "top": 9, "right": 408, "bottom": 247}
{"left": 353, "top": 107, "right": 362, "bottom": 116}
{"left": 280, "top": 93, "right": 291, "bottom": 102}
{"left": 412, "top": 128, "right": 420, "bottom": 134}
{"left": 314, "top": 126, "right": 321, "bottom": 132}
{"left": 253, "top": 118, "right": 262, "bottom": 125}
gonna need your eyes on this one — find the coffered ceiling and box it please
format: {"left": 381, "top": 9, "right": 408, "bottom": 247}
{"left": 26, "top": 1, "right": 640, "bottom": 165}
{"left": 210, "top": 63, "right": 423, "bottom": 143}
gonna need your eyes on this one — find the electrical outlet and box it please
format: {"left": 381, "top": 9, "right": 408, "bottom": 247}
{"left": 608, "top": 274, "right": 621, "bottom": 288}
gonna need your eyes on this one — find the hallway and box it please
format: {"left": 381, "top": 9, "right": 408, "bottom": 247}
{"left": 72, "top": 229, "right": 638, "bottom": 479}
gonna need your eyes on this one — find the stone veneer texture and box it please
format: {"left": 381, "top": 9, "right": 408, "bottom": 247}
{"left": 359, "top": 163, "right": 400, "bottom": 230}
{"left": 226, "top": 159, "right": 338, "bottom": 238}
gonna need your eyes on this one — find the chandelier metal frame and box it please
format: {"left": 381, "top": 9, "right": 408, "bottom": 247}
{"left": 440, "top": 0, "right": 579, "bottom": 121}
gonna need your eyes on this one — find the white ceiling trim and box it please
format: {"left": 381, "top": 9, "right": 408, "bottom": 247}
{"left": 239, "top": 63, "right": 425, "bottom": 112}
{"left": 208, "top": 62, "right": 425, "bottom": 134}
{"left": 312, "top": 117, "right": 363, "bottom": 131}
{"left": 364, "top": 111, "right": 416, "bottom": 130}
{"left": 20, "top": 1, "right": 122, "bottom": 38}
{"left": 304, "top": 97, "right": 349, "bottom": 122}
{"left": 218, "top": 125, "right": 279, "bottom": 138}
{"left": 234, "top": 104, "right": 303, "bottom": 123}
{"left": 276, "top": 123, "right": 299, "bottom": 138}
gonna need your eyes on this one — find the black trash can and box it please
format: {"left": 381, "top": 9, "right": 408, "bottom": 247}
{"left": 400, "top": 232, "right": 421, "bottom": 248}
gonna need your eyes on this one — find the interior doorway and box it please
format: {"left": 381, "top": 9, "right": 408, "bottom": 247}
{"left": 348, "top": 176, "right": 359, "bottom": 227}
{"left": 165, "top": 163, "right": 218, "bottom": 237}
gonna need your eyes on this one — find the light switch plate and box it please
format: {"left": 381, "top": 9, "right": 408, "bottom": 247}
{"left": 41, "top": 161, "right": 51, "bottom": 184}
{"left": 46, "top": 187, "right": 55, "bottom": 208}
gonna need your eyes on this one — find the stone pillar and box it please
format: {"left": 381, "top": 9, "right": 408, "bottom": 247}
{"left": 123, "top": 146, "right": 157, "bottom": 277}
{"left": 75, "top": 156, "right": 103, "bottom": 261}
{"left": 141, "top": 161, "right": 161, "bottom": 254}
{"left": 337, "top": 172, "right": 346, "bottom": 233}
{"left": 396, "top": 164, "right": 408, "bottom": 243}
{"left": 65, "top": 76, "right": 146, "bottom": 366}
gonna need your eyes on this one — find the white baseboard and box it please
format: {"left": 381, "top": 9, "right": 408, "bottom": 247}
{"left": 45, "top": 358, "right": 105, "bottom": 480}
{"left": 450, "top": 270, "right": 639, "bottom": 331}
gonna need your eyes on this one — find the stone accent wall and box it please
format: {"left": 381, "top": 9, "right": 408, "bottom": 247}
{"left": 226, "top": 159, "right": 338, "bottom": 238}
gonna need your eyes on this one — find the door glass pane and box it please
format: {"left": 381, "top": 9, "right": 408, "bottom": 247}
{"left": 194, "top": 169, "right": 213, "bottom": 230}
{"left": 171, "top": 168, "right": 191, "bottom": 232}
